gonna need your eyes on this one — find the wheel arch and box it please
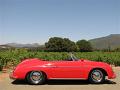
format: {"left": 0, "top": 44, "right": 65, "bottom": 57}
{"left": 25, "top": 70, "right": 48, "bottom": 80}
{"left": 88, "top": 68, "right": 108, "bottom": 78}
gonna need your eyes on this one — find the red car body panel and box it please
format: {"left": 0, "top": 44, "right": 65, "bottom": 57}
{"left": 10, "top": 58, "right": 116, "bottom": 80}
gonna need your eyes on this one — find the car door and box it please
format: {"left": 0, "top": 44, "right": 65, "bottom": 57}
{"left": 50, "top": 60, "right": 84, "bottom": 79}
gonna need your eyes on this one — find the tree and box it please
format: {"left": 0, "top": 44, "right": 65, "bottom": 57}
{"left": 63, "top": 38, "right": 77, "bottom": 52}
{"left": 76, "top": 40, "right": 92, "bottom": 52}
{"left": 45, "top": 37, "right": 77, "bottom": 52}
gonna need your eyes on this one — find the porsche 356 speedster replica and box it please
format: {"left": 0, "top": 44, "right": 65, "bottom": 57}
{"left": 10, "top": 53, "right": 116, "bottom": 85}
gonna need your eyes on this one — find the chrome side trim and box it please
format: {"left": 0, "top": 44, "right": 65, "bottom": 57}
{"left": 34, "top": 65, "right": 86, "bottom": 68}
{"left": 42, "top": 66, "right": 83, "bottom": 68}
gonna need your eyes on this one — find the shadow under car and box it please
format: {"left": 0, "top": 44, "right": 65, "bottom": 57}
{"left": 11, "top": 79, "right": 116, "bottom": 85}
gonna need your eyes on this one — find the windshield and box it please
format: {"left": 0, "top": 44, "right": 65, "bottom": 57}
{"left": 67, "top": 53, "right": 79, "bottom": 61}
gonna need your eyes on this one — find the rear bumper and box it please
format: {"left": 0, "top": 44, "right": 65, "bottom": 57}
{"left": 9, "top": 72, "right": 17, "bottom": 80}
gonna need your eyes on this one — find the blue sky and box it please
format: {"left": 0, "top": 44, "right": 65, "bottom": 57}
{"left": 0, "top": 0, "right": 120, "bottom": 44}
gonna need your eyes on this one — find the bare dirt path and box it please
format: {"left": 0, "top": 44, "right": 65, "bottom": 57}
{"left": 0, "top": 67, "right": 120, "bottom": 90}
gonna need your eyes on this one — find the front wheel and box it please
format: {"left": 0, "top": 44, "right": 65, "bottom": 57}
{"left": 88, "top": 69, "right": 105, "bottom": 84}
{"left": 26, "top": 71, "right": 46, "bottom": 85}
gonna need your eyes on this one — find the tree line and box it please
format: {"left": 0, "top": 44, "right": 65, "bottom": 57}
{"left": 45, "top": 37, "right": 92, "bottom": 52}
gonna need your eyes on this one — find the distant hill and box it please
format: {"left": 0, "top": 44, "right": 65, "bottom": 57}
{"left": 0, "top": 45, "right": 12, "bottom": 49}
{"left": 4, "top": 43, "right": 41, "bottom": 48}
{"left": 89, "top": 34, "right": 120, "bottom": 50}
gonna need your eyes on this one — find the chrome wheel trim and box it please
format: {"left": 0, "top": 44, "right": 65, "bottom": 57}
{"left": 91, "top": 70, "right": 103, "bottom": 82}
{"left": 30, "top": 71, "right": 43, "bottom": 84}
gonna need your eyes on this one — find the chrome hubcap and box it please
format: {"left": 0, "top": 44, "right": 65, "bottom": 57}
{"left": 30, "top": 71, "right": 42, "bottom": 83}
{"left": 91, "top": 70, "right": 103, "bottom": 82}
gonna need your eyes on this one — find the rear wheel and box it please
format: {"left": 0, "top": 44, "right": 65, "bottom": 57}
{"left": 89, "top": 69, "right": 105, "bottom": 84}
{"left": 26, "top": 71, "right": 46, "bottom": 85}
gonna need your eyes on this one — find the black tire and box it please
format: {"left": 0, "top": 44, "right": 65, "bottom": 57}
{"left": 88, "top": 69, "right": 105, "bottom": 84}
{"left": 26, "top": 71, "right": 46, "bottom": 85}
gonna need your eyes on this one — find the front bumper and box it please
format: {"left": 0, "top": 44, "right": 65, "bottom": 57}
{"left": 108, "top": 72, "right": 116, "bottom": 79}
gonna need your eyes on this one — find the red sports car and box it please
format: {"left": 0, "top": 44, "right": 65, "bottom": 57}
{"left": 10, "top": 53, "right": 116, "bottom": 85}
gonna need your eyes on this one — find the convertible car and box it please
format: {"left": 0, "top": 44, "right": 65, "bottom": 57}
{"left": 10, "top": 53, "right": 116, "bottom": 85}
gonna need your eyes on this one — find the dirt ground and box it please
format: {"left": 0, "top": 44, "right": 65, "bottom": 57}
{"left": 0, "top": 67, "right": 120, "bottom": 90}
